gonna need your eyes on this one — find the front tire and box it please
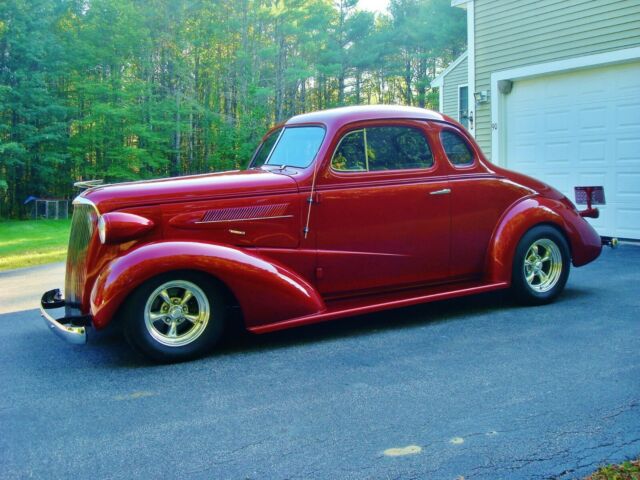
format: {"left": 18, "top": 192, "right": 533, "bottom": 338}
{"left": 511, "top": 226, "right": 570, "bottom": 305}
{"left": 122, "top": 271, "right": 226, "bottom": 362}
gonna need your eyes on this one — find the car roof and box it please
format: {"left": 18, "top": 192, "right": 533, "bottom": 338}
{"left": 285, "top": 105, "right": 447, "bottom": 128}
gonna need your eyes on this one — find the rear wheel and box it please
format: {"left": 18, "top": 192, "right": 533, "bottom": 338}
{"left": 511, "top": 226, "right": 570, "bottom": 305}
{"left": 123, "top": 272, "right": 225, "bottom": 362}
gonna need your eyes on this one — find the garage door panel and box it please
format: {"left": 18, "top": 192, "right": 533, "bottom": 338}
{"left": 513, "top": 143, "right": 538, "bottom": 164}
{"left": 617, "top": 138, "right": 640, "bottom": 163}
{"left": 545, "top": 111, "right": 570, "bottom": 132}
{"left": 504, "top": 60, "right": 640, "bottom": 239}
{"left": 615, "top": 172, "right": 640, "bottom": 196}
{"left": 578, "top": 141, "right": 606, "bottom": 163}
{"left": 545, "top": 141, "right": 571, "bottom": 162}
{"left": 617, "top": 71, "right": 640, "bottom": 91}
{"left": 579, "top": 107, "right": 608, "bottom": 130}
{"left": 616, "top": 209, "right": 640, "bottom": 239}
{"left": 514, "top": 113, "right": 538, "bottom": 134}
{"left": 617, "top": 103, "right": 640, "bottom": 128}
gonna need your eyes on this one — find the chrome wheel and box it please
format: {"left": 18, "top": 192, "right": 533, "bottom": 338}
{"left": 523, "top": 239, "right": 563, "bottom": 293}
{"left": 143, "top": 280, "right": 210, "bottom": 347}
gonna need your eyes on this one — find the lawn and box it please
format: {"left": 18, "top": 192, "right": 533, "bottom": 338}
{"left": 0, "top": 219, "right": 71, "bottom": 271}
{"left": 586, "top": 458, "right": 640, "bottom": 480}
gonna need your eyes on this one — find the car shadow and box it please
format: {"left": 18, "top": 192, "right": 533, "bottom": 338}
{"left": 217, "top": 289, "right": 512, "bottom": 355}
{"left": 73, "top": 290, "right": 513, "bottom": 368}
{"left": 20, "top": 285, "right": 594, "bottom": 369}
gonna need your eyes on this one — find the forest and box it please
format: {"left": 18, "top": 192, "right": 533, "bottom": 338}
{"left": 0, "top": 0, "right": 465, "bottom": 218}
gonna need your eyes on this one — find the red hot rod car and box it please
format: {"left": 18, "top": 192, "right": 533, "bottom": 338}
{"left": 41, "top": 105, "right": 604, "bottom": 362}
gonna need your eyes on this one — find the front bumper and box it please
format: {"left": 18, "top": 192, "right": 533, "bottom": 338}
{"left": 40, "top": 289, "right": 90, "bottom": 345}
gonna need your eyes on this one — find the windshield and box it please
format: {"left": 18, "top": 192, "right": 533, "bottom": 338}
{"left": 263, "top": 126, "right": 325, "bottom": 168}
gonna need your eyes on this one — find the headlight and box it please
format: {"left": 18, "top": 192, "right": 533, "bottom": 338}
{"left": 95, "top": 212, "right": 154, "bottom": 245}
{"left": 98, "top": 215, "right": 107, "bottom": 244}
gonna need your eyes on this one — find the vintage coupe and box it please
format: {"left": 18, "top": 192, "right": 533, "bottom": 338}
{"left": 42, "top": 105, "right": 605, "bottom": 362}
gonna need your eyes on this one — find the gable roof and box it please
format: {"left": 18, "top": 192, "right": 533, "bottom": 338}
{"left": 431, "top": 51, "right": 468, "bottom": 88}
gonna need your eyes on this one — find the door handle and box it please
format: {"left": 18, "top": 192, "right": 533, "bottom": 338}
{"left": 429, "top": 188, "right": 451, "bottom": 196}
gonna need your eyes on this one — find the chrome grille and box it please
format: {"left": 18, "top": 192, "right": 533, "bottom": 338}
{"left": 65, "top": 203, "right": 97, "bottom": 316}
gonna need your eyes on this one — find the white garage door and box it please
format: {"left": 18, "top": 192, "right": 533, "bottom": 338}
{"left": 504, "top": 61, "right": 640, "bottom": 239}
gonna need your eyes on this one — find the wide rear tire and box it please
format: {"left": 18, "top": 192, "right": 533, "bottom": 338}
{"left": 122, "top": 271, "right": 226, "bottom": 363}
{"left": 511, "top": 225, "right": 570, "bottom": 305}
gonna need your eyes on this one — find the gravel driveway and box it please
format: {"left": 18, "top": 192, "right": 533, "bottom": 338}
{"left": 0, "top": 246, "right": 638, "bottom": 479}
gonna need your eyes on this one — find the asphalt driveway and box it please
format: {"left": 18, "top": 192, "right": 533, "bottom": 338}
{"left": 0, "top": 246, "right": 638, "bottom": 479}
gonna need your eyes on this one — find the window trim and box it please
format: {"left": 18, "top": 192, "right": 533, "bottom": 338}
{"left": 439, "top": 128, "right": 477, "bottom": 169}
{"left": 329, "top": 125, "right": 436, "bottom": 174}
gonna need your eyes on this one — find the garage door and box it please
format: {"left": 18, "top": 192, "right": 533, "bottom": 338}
{"left": 504, "top": 61, "right": 640, "bottom": 239}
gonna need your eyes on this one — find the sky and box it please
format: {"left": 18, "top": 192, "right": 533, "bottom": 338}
{"left": 357, "top": 0, "right": 390, "bottom": 14}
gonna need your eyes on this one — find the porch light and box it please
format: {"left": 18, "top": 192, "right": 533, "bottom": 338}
{"left": 474, "top": 90, "right": 490, "bottom": 104}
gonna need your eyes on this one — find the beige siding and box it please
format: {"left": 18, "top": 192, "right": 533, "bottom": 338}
{"left": 442, "top": 55, "right": 468, "bottom": 119}
{"left": 474, "top": 0, "right": 640, "bottom": 159}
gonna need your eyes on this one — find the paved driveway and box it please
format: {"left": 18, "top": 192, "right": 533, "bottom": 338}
{"left": 0, "top": 247, "right": 638, "bottom": 479}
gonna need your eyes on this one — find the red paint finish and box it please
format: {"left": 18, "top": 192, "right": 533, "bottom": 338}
{"left": 313, "top": 119, "right": 451, "bottom": 295}
{"left": 90, "top": 242, "right": 325, "bottom": 329}
{"left": 99, "top": 212, "right": 154, "bottom": 245}
{"left": 53, "top": 105, "right": 602, "bottom": 336}
{"left": 162, "top": 193, "right": 302, "bottom": 249}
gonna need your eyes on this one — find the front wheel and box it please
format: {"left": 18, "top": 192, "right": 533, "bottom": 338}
{"left": 122, "top": 272, "right": 226, "bottom": 362}
{"left": 511, "top": 226, "right": 570, "bottom": 305}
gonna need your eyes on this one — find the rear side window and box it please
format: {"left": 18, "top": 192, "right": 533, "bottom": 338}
{"left": 332, "top": 126, "right": 433, "bottom": 172}
{"left": 440, "top": 130, "right": 474, "bottom": 166}
{"left": 333, "top": 130, "right": 366, "bottom": 171}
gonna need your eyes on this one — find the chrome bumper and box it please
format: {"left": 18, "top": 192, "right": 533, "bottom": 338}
{"left": 40, "top": 289, "right": 89, "bottom": 345}
{"left": 601, "top": 236, "right": 619, "bottom": 248}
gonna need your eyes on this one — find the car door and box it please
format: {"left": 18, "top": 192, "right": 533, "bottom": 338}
{"left": 313, "top": 121, "right": 451, "bottom": 297}
{"left": 434, "top": 125, "right": 529, "bottom": 279}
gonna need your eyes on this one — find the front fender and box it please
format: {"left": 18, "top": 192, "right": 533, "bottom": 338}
{"left": 484, "top": 196, "right": 601, "bottom": 283}
{"left": 90, "top": 241, "right": 325, "bottom": 329}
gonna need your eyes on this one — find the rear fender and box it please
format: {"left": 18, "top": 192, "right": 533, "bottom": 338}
{"left": 484, "top": 196, "right": 600, "bottom": 283}
{"left": 90, "top": 241, "right": 325, "bottom": 329}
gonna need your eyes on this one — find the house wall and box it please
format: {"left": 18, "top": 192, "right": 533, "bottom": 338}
{"left": 442, "top": 55, "right": 468, "bottom": 120}
{"left": 474, "top": 0, "right": 640, "bottom": 159}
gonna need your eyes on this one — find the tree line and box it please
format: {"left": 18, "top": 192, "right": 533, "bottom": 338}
{"left": 0, "top": 0, "right": 465, "bottom": 218}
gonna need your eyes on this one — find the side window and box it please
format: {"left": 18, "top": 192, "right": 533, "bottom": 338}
{"left": 331, "top": 126, "right": 433, "bottom": 172}
{"left": 440, "top": 130, "right": 474, "bottom": 166}
{"left": 458, "top": 86, "right": 469, "bottom": 129}
{"left": 332, "top": 130, "right": 366, "bottom": 171}
{"left": 367, "top": 126, "right": 433, "bottom": 171}
{"left": 251, "top": 128, "right": 282, "bottom": 167}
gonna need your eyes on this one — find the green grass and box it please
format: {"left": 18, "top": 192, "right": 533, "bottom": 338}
{"left": 586, "top": 458, "right": 640, "bottom": 480}
{"left": 0, "top": 219, "right": 71, "bottom": 271}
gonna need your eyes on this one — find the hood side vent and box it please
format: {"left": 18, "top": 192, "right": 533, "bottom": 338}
{"left": 198, "top": 203, "right": 290, "bottom": 224}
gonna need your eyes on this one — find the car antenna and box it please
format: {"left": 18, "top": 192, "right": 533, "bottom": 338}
{"left": 303, "top": 156, "right": 321, "bottom": 239}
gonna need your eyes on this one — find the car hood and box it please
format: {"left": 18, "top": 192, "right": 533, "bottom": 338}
{"left": 81, "top": 169, "right": 299, "bottom": 213}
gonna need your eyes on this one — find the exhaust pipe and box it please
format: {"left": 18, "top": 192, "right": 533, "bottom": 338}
{"left": 601, "top": 236, "right": 619, "bottom": 248}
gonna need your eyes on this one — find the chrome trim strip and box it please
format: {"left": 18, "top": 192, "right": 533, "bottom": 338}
{"left": 429, "top": 188, "right": 451, "bottom": 195}
{"left": 195, "top": 214, "right": 294, "bottom": 224}
{"left": 40, "top": 306, "right": 87, "bottom": 345}
{"left": 72, "top": 195, "right": 100, "bottom": 215}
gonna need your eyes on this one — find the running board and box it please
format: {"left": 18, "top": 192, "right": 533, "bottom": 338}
{"left": 249, "top": 280, "right": 509, "bottom": 334}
